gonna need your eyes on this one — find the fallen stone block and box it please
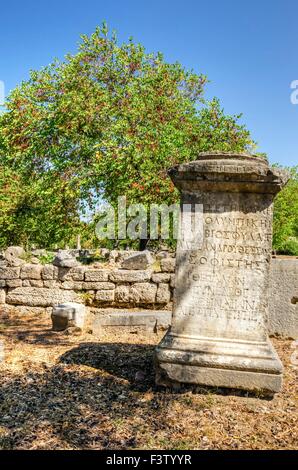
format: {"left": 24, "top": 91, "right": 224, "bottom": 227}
{"left": 4, "top": 246, "right": 25, "bottom": 267}
{"left": 53, "top": 250, "right": 79, "bottom": 268}
{"left": 52, "top": 302, "right": 86, "bottom": 331}
{"left": 93, "top": 308, "right": 171, "bottom": 333}
{"left": 5, "top": 246, "right": 25, "bottom": 259}
{"left": 121, "top": 250, "right": 154, "bottom": 270}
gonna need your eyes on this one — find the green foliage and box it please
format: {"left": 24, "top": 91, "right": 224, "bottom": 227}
{"left": 273, "top": 166, "right": 298, "bottom": 256}
{"left": 37, "top": 251, "right": 55, "bottom": 265}
{"left": 19, "top": 250, "right": 33, "bottom": 263}
{"left": 0, "top": 162, "right": 81, "bottom": 248}
{"left": 0, "top": 23, "right": 255, "bottom": 248}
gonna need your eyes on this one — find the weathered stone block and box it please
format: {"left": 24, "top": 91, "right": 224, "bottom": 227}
{"left": 152, "top": 273, "right": 171, "bottom": 283}
{"left": 85, "top": 269, "right": 109, "bottom": 282}
{"left": 160, "top": 258, "right": 176, "bottom": 273}
{"left": 156, "top": 283, "right": 171, "bottom": 303}
{"left": 114, "top": 285, "right": 130, "bottom": 303}
{"left": 0, "top": 267, "right": 20, "bottom": 280}
{"left": 58, "top": 268, "right": 70, "bottom": 281}
{"left": 20, "top": 264, "right": 42, "bottom": 280}
{"left": 69, "top": 266, "right": 86, "bottom": 281}
{"left": 82, "top": 281, "right": 115, "bottom": 290}
{"left": 61, "top": 281, "right": 83, "bottom": 290}
{"left": 6, "top": 287, "right": 83, "bottom": 307}
{"left": 95, "top": 290, "right": 115, "bottom": 302}
{"left": 58, "top": 266, "right": 85, "bottom": 281}
{"left": 109, "top": 269, "right": 151, "bottom": 283}
{"left": 130, "top": 283, "right": 157, "bottom": 304}
{"left": 6, "top": 279, "right": 22, "bottom": 288}
{"left": 0, "top": 288, "right": 6, "bottom": 304}
{"left": 29, "top": 280, "right": 44, "bottom": 288}
{"left": 4, "top": 246, "right": 25, "bottom": 267}
{"left": 121, "top": 250, "right": 154, "bottom": 270}
{"left": 43, "top": 280, "right": 58, "bottom": 288}
{"left": 5, "top": 257, "right": 25, "bottom": 267}
{"left": 109, "top": 250, "right": 137, "bottom": 265}
{"left": 42, "top": 264, "right": 59, "bottom": 280}
{"left": 53, "top": 250, "right": 79, "bottom": 268}
{"left": 5, "top": 246, "right": 25, "bottom": 259}
{"left": 51, "top": 302, "right": 86, "bottom": 331}
{"left": 0, "top": 280, "right": 6, "bottom": 287}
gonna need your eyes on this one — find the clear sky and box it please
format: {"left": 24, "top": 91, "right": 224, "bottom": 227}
{"left": 0, "top": 0, "right": 297, "bottom": 166}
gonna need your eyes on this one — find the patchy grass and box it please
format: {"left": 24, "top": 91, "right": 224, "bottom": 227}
{"left": 0, "top": 308, "right": 297, "bottom": 450}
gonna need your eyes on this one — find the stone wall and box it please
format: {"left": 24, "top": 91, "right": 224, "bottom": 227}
{"left": 268, "top": 257, "right": 298, "bottom": 339}
{"left": 0, "top": 248, "right": 297, "bottom": 339}
{"left": 0, "top": 250, "right": 175, "bottom": 315}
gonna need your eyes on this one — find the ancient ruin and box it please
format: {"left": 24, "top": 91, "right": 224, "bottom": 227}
{"left": 155, "top": 152, "right": 289, "bottom": 393}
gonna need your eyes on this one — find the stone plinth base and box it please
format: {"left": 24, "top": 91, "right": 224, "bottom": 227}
{"left": 155, "top": 334, "right": 283, "bottom": 393}
{"left": 92, "top": 308, "right": 171, "bottom": 334}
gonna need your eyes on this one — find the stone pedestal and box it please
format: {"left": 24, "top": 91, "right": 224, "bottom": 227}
{"left": 52, "top": 302, "right": 86, "bottom": 331}
{"left": 155, "top": 152, "right": 289, "bottom": 393}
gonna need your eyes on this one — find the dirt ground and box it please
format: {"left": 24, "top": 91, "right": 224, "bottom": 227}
{"left": 0, "top": 308, "right": 297, "bottom": 450}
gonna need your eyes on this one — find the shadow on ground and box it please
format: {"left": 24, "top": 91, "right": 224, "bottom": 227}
{"left": 60, "top": 342, "right": 155, "bottom": 392}
{"left": 59, "top": 342, "right": 274, "bottom": 399}
{"left": 0, "top": 339, "right": 286, "bottom": 451}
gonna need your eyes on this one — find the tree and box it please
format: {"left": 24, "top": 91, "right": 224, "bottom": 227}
{"left": 0, "top": 162, "right": 81, "bottom": 248}
{"left": 0, "top": 23, "right": 255, "bottom": 248}
{"left": 273, "top": 166, "right": 298, "bottom": 256}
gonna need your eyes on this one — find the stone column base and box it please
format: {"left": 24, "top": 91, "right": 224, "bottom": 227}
{"left": 155, "top": 333, "right": 283, "bottom": 393}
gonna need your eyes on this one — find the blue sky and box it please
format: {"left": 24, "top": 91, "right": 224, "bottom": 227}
{"left": 0, "top": 0, "right": 297, "bottom": 166}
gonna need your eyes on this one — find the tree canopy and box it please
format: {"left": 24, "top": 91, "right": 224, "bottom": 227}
{"left": 0, "top": 23, "right": 278, "bottom": 249}
{"left": 273, "top": 166, "right": 298, "bottom": 256}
